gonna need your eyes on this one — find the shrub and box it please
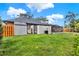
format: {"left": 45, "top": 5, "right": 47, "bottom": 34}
{"left": 0, "top": 16, "right": 3, "bottom": 46}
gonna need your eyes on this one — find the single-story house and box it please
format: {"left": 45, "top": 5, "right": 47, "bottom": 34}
{"left": 3, "top": 14, "right": 52, "bottom": 36}
{"left": 51, "top": 25, "right": 63, "bottom": 32}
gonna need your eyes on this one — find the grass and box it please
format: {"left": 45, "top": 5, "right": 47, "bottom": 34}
{"left": 0, "top": 33, "right": 79, "bottom": 56}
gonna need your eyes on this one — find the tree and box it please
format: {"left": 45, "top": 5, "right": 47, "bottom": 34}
{"left": 65, "top": 12, "right": 78, "bottom": 31}
{"left": 75, "top": 23, "right": 79, "bottom": 32}
{"left": 33, "top": 17, "right": 48, "bottom": 21}
{"left": 73, "top": 19, "right": 79, "bottom": 32}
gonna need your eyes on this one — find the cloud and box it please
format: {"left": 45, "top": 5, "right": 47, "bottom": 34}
{"left": 46, "top": 14, "right": 64, "bottom": 24}
{"left": 27, "top": 3, "right": 54, "bottom": 12}
{"left": 7, "top": 7, "right": 26, "bottom": 17}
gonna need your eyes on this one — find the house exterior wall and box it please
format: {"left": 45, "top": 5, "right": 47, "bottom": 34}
{"left": 14, "top": 21, "right": 52, "bottom": 35}
{"left": 37, "top": 25, "right": 51, "bottom": 34}
{"left": 14, "top": 22, "right": 27, "bottom": 35}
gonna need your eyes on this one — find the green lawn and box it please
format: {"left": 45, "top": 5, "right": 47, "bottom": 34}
{"left": 0, "top": 33, "right": 79, "bottom": 56}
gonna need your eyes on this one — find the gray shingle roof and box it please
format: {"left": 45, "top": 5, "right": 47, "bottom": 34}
{"left": 3, "top": 16, "right": 52, "bottom": 26}
{"left": 14, "top": 16, "right": 52, "bottom": 26}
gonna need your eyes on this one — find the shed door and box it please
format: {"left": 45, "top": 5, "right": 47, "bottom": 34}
{"left": 14, "top": 25, "right": 27, "bottom": 35}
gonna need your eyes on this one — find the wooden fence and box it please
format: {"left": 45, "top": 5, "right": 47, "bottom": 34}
{"left": 3, "top": 25, "right": 14, "bottom": 37}
{"left": 63, "top": 28, "right": 73, "bottom": 32}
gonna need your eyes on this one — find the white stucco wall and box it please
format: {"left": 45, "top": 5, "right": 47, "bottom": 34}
{"left": 37, "top": 25, "right": 51, "bottom": 34}
{"left": 14, "top": 21, "right": 51, "bottom": 35}
{"left": 14, "top": 22, "right": 27, "bottom": 35}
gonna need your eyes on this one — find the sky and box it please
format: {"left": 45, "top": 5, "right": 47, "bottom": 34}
{"left": 0, "top": 3, "right": 79, "bottom": 26}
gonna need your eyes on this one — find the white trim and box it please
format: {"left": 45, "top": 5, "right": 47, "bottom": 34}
{"left": 37, "top": 25, "right": 40, "bottom": 34}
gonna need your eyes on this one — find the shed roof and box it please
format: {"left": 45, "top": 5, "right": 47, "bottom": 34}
{"left": 3, "top": 16, "right": 52, "bottom": 26}
{"left": 15, "top": 17, "right": 52, "bottom": 26}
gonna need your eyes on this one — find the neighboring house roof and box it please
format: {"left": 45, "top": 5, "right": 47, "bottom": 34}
{"left": 3, "top": 20, "right": 14, "bottom": 23}
{"left": 48, "top": 24, "right": 63, "bottom": 27}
